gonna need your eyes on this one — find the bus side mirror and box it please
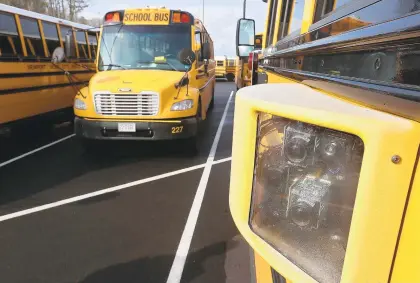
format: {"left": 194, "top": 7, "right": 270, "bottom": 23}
{"left": 236, "top": 18, "right": 255, "bottom": 58}
{"left": 178, "top": 48, "right": 196, "bottom": 65}
{"left": 65, "top": 34, "right": 73, "bottom": 58}
{"left": 202, "top": 43, "right": 211, "bottom": 60}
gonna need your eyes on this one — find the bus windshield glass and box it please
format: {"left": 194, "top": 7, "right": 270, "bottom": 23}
{"left": 98, "top": 24, "right": 191, "bottom": 71}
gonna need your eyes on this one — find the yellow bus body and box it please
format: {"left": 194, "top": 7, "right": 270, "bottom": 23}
{"left": 74, "top": 8, "right": 215, "bottom": 142}
{"left": 226, "top": 58, "right": 236, "bottom": 82}
{"left": 231, "top": 0, "right": 420, "bottom": 282}
{"left": 0, "top": 4, "right": 97, "bottom": 128}
{"left": 235, "top": 33, "right": 263, "bottom": 90}
{"left": 215, "top": 55, "right": 227, "bottom": 79}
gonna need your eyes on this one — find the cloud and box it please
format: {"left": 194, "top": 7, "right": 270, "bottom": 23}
{"left": 81, "top": 0, "right": 267, "bottom": 57}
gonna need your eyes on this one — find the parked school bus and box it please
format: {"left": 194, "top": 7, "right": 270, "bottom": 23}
{"left": 69, "top": 7, "right": 215, "bottom": 150}
{"left": 0, "top": 4, "right": 98, "bottom": 132}
{"left": 226, "top": 57, "right": 236, "bottom": 82}
{"left": 215, "top": 55, "right": 227, "bottom": 79}
{"left": 230, "top": 0, "right": 420, "bottom": 283}
{"left": 235, "top": 32, "right": 263, "bottom": 90}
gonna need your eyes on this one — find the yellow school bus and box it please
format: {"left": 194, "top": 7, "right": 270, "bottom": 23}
{"left": 232, "top": 0, "right": 420, "bottom": 283}
{"left": 226, "top": 57, "right": 236, "bottom": 82}
{"left": 0, "top": 4, "right": 98, "bottom": 132}
{"left": 215, "top": 55, "right": 227, "bottom": 79}
{"left": 73, "top": 7, "right": 215, "bottom": 150}
{"left": 235, "top": 32, "right": 263, "bottom": 90}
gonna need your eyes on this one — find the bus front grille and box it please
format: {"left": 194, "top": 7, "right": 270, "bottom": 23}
{"left": 94, "top": 92, "right": 159, "bottom": 116}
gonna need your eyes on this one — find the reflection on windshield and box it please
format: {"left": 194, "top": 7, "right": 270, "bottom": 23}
{"left": 98, "top": 25, "right": 191, "bottom": 71}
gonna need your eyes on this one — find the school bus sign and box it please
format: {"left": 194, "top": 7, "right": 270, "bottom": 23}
{"left": 123, "top": 9, "right": 170, "bottom": 25}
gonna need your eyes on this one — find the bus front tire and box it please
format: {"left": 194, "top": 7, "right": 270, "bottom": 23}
{"left": 208, "top": 86, "right": 215, "bottom": 110}
{"left": 226, "top": 73, "right": 235, "bottom": 82}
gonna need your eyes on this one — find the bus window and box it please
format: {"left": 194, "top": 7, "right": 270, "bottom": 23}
{"left": 76, "top": 31, "right": 88, "bottom": 59}
{"left": 195, "top": 30, "right": 203, "bottom": 63}
{"left": 276, "top": 0, "right": 293, "bottom": 40}
{"left": 98, "top": 25, "right": 191, "bottom": 71}
{"left": 313, "top": 0, "right": 335, "bottom": 23}
{"left": 20, "top": 17, "right": 45, "bottom": 57}
{"left": 265, "top": 0, "right": 279, "bottom": 46}
{"left": 60, "top": 26, "right": 76, "bottom": 58}
{"left": 288, "top": 0, "right": 306, "bottom": 34}
{"left": 0, "top": 12, "right": 23, "bottom": 59}
{"left": 42, "top": 21, "right": 60, "bottom": 57}
{"left": 88, "top": 33, "right": 97, "bottom": 59}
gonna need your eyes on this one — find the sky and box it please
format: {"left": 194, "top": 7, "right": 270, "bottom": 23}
{"left": 80, "top": 0, "right": 268, "bottom": 57}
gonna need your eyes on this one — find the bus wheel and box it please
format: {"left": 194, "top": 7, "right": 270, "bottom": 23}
{"left": 184, "top": 99, "right": 202, "bottom": 154}
{"left": 80, "top": 138, "right": 98, "bottom": 153}
{"left": 226, "top": 73, "right": 235, "bottom": 82}
{"left": 208, "top": 85, "right": 215, "bottom": 110}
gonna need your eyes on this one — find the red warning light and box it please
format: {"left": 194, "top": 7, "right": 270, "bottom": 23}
{"left": 105, "top": 12, "right": 121, "bottom": 23}
{"left": 180, "top": 13, "right": 190, "bottom": 23}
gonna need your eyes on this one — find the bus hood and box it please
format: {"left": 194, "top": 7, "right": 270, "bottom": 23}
{"left": 89, "top": 70, "right": 186, "bottom": 94}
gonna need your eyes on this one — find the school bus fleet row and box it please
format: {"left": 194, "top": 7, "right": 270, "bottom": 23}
{"left": 3, "top": 1, "right": 420, "bottom": 283}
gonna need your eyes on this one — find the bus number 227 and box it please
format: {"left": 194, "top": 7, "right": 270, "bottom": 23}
{"left": 172, "top": 126, "right": 184, "bottom": 134}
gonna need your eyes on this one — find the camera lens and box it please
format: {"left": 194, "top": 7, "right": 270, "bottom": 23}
{"left": 285, "top": 136, "right": 307, "bottom": 163}
{"left": 290, "top": 202, "right": 312, "bottom": 227}
{"left": 324, "top": 141, "right": 338, "bottom": 156}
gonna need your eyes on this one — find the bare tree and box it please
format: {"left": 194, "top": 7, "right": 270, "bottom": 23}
{"left": 68, "top": 0, "right": 89, "bottom": 21}
{"left": 2, "top": 0, "right": 92, "bottom": 24}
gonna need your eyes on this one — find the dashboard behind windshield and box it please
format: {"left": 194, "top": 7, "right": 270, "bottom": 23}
{"left": 98, "top": 25, "right": 191, "bottom": 71}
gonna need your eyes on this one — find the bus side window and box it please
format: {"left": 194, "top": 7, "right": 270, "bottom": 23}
{"left": 287, "top": 0, "right": 306, "bottom": 35}
{"left": 265, "top": 0, "right": 279, "bottom": 46}
{"left": 88, "top": 33, "right": 97, "bottom": 60}
{"left": 0, "top": 12, "right": 23, "bottom": 60}
{"left": 76, "top": 31, "right": 88, "bottom": 59}
{"left": 195, "top": 30, "right": 203, "bottom": 63}
{"left": 42, "top": 21, "right": 60, "bottom": 57}
{"left": 313, "top": 0, "right": 335, "bottom": 23}
{"left": 60, "top": 26, "right": 76, "bottom": 58}
{"left": 277, "top": 0, "right": 293, "bottom": 40}
{"left": 20, "top": 16, "right": 45, "bottom": 58}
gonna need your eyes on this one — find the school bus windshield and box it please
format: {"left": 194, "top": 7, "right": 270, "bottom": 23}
{"left": 98, "top": 24, "right": 191, "bottom": 72}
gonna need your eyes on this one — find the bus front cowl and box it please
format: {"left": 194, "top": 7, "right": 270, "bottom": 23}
{"left": 73, "top": 70, "right": 200, "bottom": 141}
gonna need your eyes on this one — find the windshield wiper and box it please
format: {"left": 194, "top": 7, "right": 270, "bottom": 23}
{"left": 137, "top": 60, "right": 180, "bottom": 72}
{"left": 102, "top": 64, "right": 127, "bottom": 70}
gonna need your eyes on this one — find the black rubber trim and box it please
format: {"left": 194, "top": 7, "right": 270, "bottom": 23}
{"left": 271, "top": 268, "right": 287, "bottom": 283}
{"left": 0, "top": 70, "right": 94, "bottom": 79}
{"left": 309, "top": 0, "right": 380, "bottom": 32}
{"left": 0, "top": 81, "right": 88, "bottom": 96}
{"left": 269, "top": 11, "right": 420, "bottom": 57}
{"left": 388, "top": 145, "right": 420, "bottom": 282}
{"left": 265, "top": 67, "right": 420, "bottom": 102}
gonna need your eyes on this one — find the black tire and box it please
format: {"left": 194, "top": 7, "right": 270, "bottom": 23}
{"left": 183, "top": 99, "right": 202, "bottom": 155}
{"left": 183, "top": 136, "right": 199, "bottom": 155}
{"left": 80, "top": 138, "right": 98, "bottom": 153}
{"left": 208, "top": 85, "right": 215, "bottom": 110}
{"left": 226, "top": 73, "right": 235, "bottom": 82}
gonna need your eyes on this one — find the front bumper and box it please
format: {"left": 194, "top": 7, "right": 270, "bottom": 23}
{"left": 74, "top": 117, "right": 198, "bottom": 140}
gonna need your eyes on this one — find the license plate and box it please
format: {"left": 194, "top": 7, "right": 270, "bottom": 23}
{"left": 118, "top": 123, "right": 136, "bottom": 132}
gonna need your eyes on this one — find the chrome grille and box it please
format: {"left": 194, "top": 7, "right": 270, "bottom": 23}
{"left": 94, "top": 92, "right": 159, "bottom": 116}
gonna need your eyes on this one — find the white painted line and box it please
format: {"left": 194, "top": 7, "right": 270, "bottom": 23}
{"left": 166, "top": 90, "right": 234, "bottom": 283}
{"left": 213, "top": 156, "right": 232, "bottom": 165}
{"left": 0, "top": 134, "right": 75, "bottom": 169}
{"left": 0, "top": 157, "right": 233, "bottom": 223}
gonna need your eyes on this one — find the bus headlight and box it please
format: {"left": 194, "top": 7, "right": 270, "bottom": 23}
{"left": 250, "top": 113, "right": 364, "bottom": 283}
{"left": 171, "top": 99, "right": 194, "bottom": 111}
{"left": 74, "top": 98, "right": 87, "bottom": 110}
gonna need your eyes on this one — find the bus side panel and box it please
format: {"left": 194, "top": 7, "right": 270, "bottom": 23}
{"left": 0, "top": 62, "right": 94, "bottom": 125}
{"left": 391, "top": 160, "right": 420, "bottom": 283}
{"left": 0, "top": 85, "right": 79, "bottom": 124}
